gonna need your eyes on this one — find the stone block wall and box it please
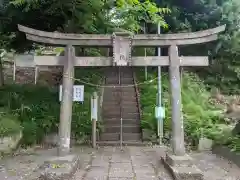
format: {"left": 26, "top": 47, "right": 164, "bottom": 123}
{"left": 3, "top": 61, "right": 63, "bottom": 87}
{"left": 37, "top": 66, "right": 63, "bottom": 86}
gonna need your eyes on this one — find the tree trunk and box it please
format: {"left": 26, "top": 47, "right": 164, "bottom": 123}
{"left": 0, "top": 59, "right": 4, "bottom": 86}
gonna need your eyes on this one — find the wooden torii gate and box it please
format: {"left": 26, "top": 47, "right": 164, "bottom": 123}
{"left": 18, "top": 25, "right": 225, "bottom": 158}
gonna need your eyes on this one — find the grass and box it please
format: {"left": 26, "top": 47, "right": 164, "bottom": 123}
{"left": 0, "top": 67, "right": 104, "bottom": 146}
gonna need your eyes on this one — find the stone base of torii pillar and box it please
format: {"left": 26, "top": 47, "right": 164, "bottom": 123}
{"left": 161, "top": 151, "right": 203, "bottom": 180}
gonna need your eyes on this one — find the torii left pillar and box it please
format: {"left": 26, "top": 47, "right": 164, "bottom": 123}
{"left": 58, "top": 45, "right": 75, "bottom": 156}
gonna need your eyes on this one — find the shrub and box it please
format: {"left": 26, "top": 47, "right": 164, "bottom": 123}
{"left": 0, "top": 67, "right": 103, "bottom": 146}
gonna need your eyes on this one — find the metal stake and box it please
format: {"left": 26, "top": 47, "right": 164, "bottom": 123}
{"left": 144, "top": 22, "right": 148, "bottom": 80}
{"left": 118, "top": 67, "right": 123, "bottom": 150}
{"left": 157, "top": 22, "right": 163, "bottom": 145}
{"left": 120, "top": 117, "right": 123, "bottom": 150}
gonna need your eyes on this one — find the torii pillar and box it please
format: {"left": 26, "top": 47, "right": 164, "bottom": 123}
{"left": 58, "top": 45, "right": 75, "bottom": 156}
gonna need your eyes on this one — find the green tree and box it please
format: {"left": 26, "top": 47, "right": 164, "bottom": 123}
{"left": 0, "top": 0, "right": 169, "bottom": 52}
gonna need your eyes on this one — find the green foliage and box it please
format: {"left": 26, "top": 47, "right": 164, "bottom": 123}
{"left": 0, "top": 0, "right": 114, "bottom": 51}
{"left": 114, "top": 0, "right": 170, "bottom": 32}
{"left": 155, "top": 0, "right": 240, "bottom": 95}
{"left": 0, "top": 0, "right": 170, "bottom": 51}
{"left": 0, "top": 68, "right": 103, "bottom": 146}
{"left": 137, "top": 68, "right": 223, "bottom": 147}
{"left": 226, "top": 135, "right": 240, "bottom": 152}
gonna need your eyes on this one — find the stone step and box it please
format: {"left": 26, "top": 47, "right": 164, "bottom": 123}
{"left": 103, "top": 125, "right": 141, "bottom": 133}
{"left": 105, "top": 80, "right": 119, "bottom": 84}
{"left": 103, "top": 93, "right": 137, "bottom": 98}
{"left": 120, "top": 75, "right": 134, "bottom": 78}
{"left": 104, "top": 87, "right": 136, "bottom": 93}
{"left": 103, "top": 118, "right": 140, "bottom": 125}
{"left": 97, "top": 141, "right": 148, "bottom": 146}
{"left": 121, "top": 81, "right": 134, "bottom": 84}
{"left": 102, "top": 106, "right": 139, "bottom": 113}
{"left": 102, "top": 106, "right": 138, "bottom": 111}
{"left": 100, "top": 133, "right": 142, "bottom": 141}
{"left": 103, "top": 101, "right": 137, "bottom": 106}
{"left": 105, "top": 79, "right": 134, "bottom": 84}
{"left": 103, "top": 94, "right": 137, "bottom": 101}
{"left": 103, "top": 99, "right": 136, "bottom": 104}
{"left": 103, "top": 112, "right": 140, "bottom": 119}
{"left": 102, "top": 104, "right": 138, "bottom": 110}
{"left": 100, "top": 133, "right": 119, "bottom": 141}
{"left": 105, "top": 76, "right": 133, "bottom": 80}
{"left": 102, "top": 109, "right": 139, "bottom": 114}
{"left": 105, "top": 91, "right": 136, "bottom": 96}
{"left": 103, "top": 96, "right": 137, "bottom": 102}
{"left": 103, "top": 102, "right": 138, "bottom": 107}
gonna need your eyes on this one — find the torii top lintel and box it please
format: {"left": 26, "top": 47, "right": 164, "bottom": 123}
{"left": 18, "top": 24, "right": 226, "bottom": 46}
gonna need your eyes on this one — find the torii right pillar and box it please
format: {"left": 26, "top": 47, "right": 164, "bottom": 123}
{"left": 169, "top": 45, "right": 185, "bottom": 156}
{"left": 162, "top": 45, "right": 204, "bottom": 180}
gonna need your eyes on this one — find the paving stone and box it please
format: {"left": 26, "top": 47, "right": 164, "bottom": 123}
{"left": 84, "top": 177, "right": 108, "bottom": 180}
{"left": 135, "top": 169, "right": 155, "bottom": 174}
{"left": 110, "top": 155, "right": 131, "bottom": 163}
{"left": 132, "top": 163, "right": 152, "bottom": 168}
{"left": 111, "top": 162, "right": 132, "bottom": 169}
{"left": 72, "top": 170, "right": 85, "bottom": 180}
{"left": 136, "top": 176, "right": 159, "bottom": 180}
{"left": 109, "top": 178, "right": 132, "bottom": 180}
{"left": 91, "top": 160, "right": 109, "bottom": 168}
{"left": 92, "top": 156, "right": 110, "bottom": 162}
{"left": 85, "top": 166, "right": 108, "bottom": 178}
{"left": 109, "top": 171, "right": 134, "bottom": 178}
{"left": 109, "top": 163, "right": 133, "bottom": 178}
{"left": 135, "top": 167, "right": 155, "bottom": 174}
{"left": 136, "top": 174, "right": 157, "bottom": 179}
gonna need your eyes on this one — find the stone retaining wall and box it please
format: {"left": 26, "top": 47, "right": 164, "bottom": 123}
{"left": 3, "top": 61, "right": 63, "bottom": 86}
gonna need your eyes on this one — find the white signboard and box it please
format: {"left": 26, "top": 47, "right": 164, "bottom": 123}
{"left": 91, "top": 97, "right": 98, "bottom": 121}
{"left": 59, "top": 85, "right": 84, "bottom": 102}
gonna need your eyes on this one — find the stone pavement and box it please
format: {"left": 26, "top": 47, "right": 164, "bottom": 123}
{"left": 0, "top": 146, "right": 240, "bottom": 180}
{"left": 72, "top": 146, "right": 240, "bottom": 180}
{"left": 73, "top": 146, "right": 171, "bottom": 180}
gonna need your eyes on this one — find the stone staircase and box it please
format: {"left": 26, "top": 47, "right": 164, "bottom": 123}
{"left": 99, "top": 67, "right": 142, "bottom": 145}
